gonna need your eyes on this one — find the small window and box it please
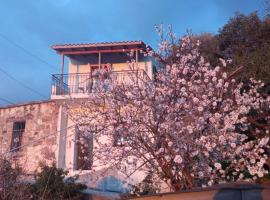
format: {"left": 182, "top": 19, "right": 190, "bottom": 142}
{"left": 113, "top": 127, "right": 129, "bottom": 147}
{"left": 114, "top": 133, "right": 127, "bottom": 146}
{"left": 10, "top": 121, "right": 25, "bottom": 151}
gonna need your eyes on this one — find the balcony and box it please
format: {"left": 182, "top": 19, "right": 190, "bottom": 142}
{"left": 51, "top": 70, "right": 149, "bottom": 98}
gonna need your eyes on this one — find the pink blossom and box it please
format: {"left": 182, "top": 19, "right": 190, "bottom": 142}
{"left": 198, "top": 106, "right": 204, "bottom": 112}
{"left": 174, "top": 155, "right": 183, "bottom": 164}
{"left": 214, "top": 163, "right": 222, "bottom": 170}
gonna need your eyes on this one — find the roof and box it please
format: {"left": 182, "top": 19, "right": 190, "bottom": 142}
{"left": 52, "top": 41, "right": 145, "bottom": 49}
{"left": 52, "top": 41, "right": 152, "bottom": 55}
{"left": 0, "top": 99, "right": 55, "bottom": 109}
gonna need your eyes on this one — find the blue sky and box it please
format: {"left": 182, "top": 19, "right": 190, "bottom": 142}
{"left": 0, "top": 0, "right": 266, "bottom": 106}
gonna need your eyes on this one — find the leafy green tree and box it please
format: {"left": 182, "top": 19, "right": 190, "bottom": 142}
{"left": 189, "top": 12, "right": 270, "bottom": 85}
{"left": 218, "top": 12, "right": 270, "bottom": 83}
{"left": 193, "top": 33, "right": 222, "bottom": 67}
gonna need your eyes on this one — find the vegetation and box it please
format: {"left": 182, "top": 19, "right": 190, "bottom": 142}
{"left": 132, "top": 173, "right": 159, "bottom": 195}
{"left": 70, "top": 31, "right": 269, "bottom": 191}
{"left": 0, "top": 158, "right": 86, "bottom": 200}
{"left": 31, "top": 164, "right": 87, "bottom": 200}
{"left": 0, "top": 156, "right": 32, "bottom": 200}
{"left": 195, "top": 12, "right": 270, "bottom": 84}
{"left": 68, "top": 13, "right": 270, "bottom": 192}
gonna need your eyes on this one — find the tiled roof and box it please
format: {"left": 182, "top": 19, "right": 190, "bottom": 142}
{"left": 52, "top": 41, "right": 146, "bottom": 49}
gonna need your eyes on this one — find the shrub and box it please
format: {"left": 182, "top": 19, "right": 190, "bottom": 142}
{"left": 31, "top": 164, "right": 87, "bottom": 200}
{"left": 131, "top": 173, "right": 159, "bottom": 196}
{"left": 0, "top": 156, "right": 32, "bottom": 200}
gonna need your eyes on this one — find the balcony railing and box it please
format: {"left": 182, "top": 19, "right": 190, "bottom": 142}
{"left": 51, "top": 70, "right": 149, "bottom": 96}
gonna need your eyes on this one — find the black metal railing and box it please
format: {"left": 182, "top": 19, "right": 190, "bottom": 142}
{"left": 51, "top": 70, "right": 150, "bottom": 96}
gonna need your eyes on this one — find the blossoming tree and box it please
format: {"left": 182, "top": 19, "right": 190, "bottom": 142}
{"left": 69, "top": 33, "right": 270, "bottom": 192}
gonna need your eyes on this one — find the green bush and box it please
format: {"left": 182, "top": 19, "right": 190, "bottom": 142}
{"left": 0, "top": 157, "right": 32, "bottom": 200}
{"left": 131, "top": 173, "right": 158, "bottom": 196}
{"left": 31, "top": 164, "right": 87, "bottom": 200}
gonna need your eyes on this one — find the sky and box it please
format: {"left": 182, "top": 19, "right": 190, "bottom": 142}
{"left": 0, "top": 0, "right": 266, "bottom": 106}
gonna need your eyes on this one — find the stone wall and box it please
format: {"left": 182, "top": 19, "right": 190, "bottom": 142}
{"left": 0, "top": 100, "right": 60, "bottom": 173}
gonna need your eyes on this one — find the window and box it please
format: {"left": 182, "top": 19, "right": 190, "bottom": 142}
{"left": 113, "top": 127, "right": 129, "bottom": 147}
{"left": 10, "top": 121, "right": 25, "bottom": 151}
{"left": 76, "top": 127, "right": 93, "bottom": 170}
{"left": 114, "top": 133, "right": 127, "bottom": 146}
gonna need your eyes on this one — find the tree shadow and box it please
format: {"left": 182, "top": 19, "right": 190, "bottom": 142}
{"left": 97, "top": 175, "right": 130, "bottom": 193}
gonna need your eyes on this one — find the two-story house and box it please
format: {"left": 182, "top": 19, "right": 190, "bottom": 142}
{"left": 0, "top": 41, "right": 157, "bottom": 197}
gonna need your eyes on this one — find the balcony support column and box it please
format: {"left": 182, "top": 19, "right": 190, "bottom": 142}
{"left": 60, "top": 54, "right": 65, "bottom": 94}
{"left": 61, "top": 54, "right": 65, "bottom": 75}
{"left": 98, "top": 52, "right": 101, "bottom": 69}
{"left": 136, "top": 49, "right": 138, "bottom": 67}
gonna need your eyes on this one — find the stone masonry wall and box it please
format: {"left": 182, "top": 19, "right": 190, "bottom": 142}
{"left": 0, "top": 100, "right": 59, "bottom": 173}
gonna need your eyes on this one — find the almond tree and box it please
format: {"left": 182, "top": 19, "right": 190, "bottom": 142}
{"left": 69, "top": 34, "right": 270, "bottom": 192}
